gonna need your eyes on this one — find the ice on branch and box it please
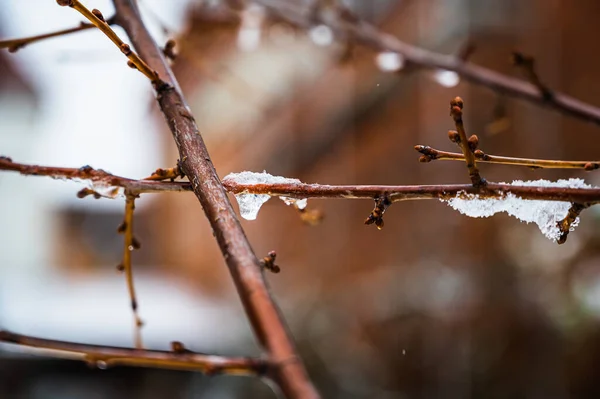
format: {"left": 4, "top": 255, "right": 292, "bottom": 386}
{"left": 223, "top": 171, "right": 307, "bottom": 220}
{"left": 443, "top": 178, "right": 591, "bottom": 241}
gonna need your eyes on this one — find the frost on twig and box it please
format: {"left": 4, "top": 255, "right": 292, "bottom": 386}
{"left": 443, "top": 178, "right": 592, "bottom": 242}
{"left": 223, "top": 171, "right": 308, "bottom": 220}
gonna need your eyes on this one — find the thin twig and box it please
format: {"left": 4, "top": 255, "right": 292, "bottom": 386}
{"left": 57, "top": 0, "right": 160, "bottom": 84}
{"left": 449, "top": 97, "right": 485, "bottom": 186}
{"left": 249, "top": 0, "right": 600, "bottom": 127}
{"left": 0, "top": 18, "right": 114, "bottom": 52}
{"left": 415, "top": 145, "right": 600, "bottom": 171}
{"left": 557, "top": 203, "right": 588, "bottom": 244}
{"left": 0, "top": 330, "right": 267, "bottom": 376}
{"left": 110, "top": 1, "right": 320, "bottom": 397}
{"left": 0, "top": 157, "right": 190, "bottom": 195}
{"left": 118, "top": 193, "right": 144, "bottom": 348}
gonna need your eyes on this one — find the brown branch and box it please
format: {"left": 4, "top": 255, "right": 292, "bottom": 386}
{"left": 0, "top": 330, "right": 267, "bottom": 376}
{"left": 557, "top": 203, "right": 588, "bottom": 244}
{"left": 3, "top": 156, "right": 600, "bottom": 204}
{"left": 449, "top": 97, "right": 485, "bottom": 186}
{"left": 0, "top": 18, "right": 115, "bottom": 52}
{"left": 118, "top": 193, "right": 144, "bottom": 348}
{"left": 0, "top": 157, "right": 191, "bottom": 195}
{"left": 110, "top": 1, "right": 320, "bottom": 398}
{"left": 415, "top": 145, "right": 600, "bottom": 171}
{"left": 56, "top": 0, "right": 160, "bottom": 84}
{"left": 222, "top": 179, "right": 600, "bottom": 204}
{"left": 250, "top": 0, "right": 600, "bottom": 127}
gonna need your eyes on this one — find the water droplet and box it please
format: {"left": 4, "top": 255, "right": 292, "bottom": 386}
{"left": 97, "top": 360, "right": 108, "bottom": 369}
{"left": 434, "top": 70, "right": 460, "bottom": 88}
{"left": 375, "top": 51, "right": 404, "bottom": 72}
{"left": 309, "top": 25, "right": 333, "bottom": 46}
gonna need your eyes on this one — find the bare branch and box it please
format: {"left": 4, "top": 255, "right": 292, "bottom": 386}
{"left": 0, "top": 157, "right": 190, "bottom": 195}
{"left": 250, "top": 0, "right": 600, "bottom": 127}
{"left": 57, "top": 0, "right": 160, "bottom": 83}
{"left": 557, "top": 203, "right": 588, "bottom": 244}
{"left": 415, "top": 145, "right": 600, "bottom": 171}
{"left": 0, "top": 330, "right": 267, "bottom": 376}
{"left": 0, "top": 18, "right": 115, "bottom": 52}
{"left": 449, "top": 97, "right": 485, "bottom": 186}
{"left": 3, "top": 156, "right": 600, "bottom": 204}
{"left": 110, "top": 1, "right": 320, "bottom": 397}
{"left": 118, "top": 193, "right": 144, "bottom": 348}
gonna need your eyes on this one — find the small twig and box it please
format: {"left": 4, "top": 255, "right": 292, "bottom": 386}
{"left": 0, "top": 18, "right": 114, "bottom": 52}
{"left": 557, "top": 203, "right": 588, "bottom": 244}
{"left": 118, "top": 192, "right": 144, "bottom": 348}
{"left": 56, "top": 0, "right": 161, "bottom": 84}
{"left": 0, "top": 330, "right": 268, "bottom": 376}
{"left": 511, "top": 51, "right": 553, "bottom": 101}
{"left": 449, "top": 97, "right": 485, "bottom": 186}
{"left": 415, "top": 145, "right": 600, "bottom": 171}
{"left": 0, "top": 157, "right": 190, "bottom": 194}
{"left": 364, "top": 195, "right": 391, "bottom": 230}
{"left": 260, "top": 251, "right": 280, "bottom": 273}
{"left": 144, "top": 162, "right": 185, "bottom": 181}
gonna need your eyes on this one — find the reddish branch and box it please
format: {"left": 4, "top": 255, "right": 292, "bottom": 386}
{"left": 415, "top": 145, "right": 600, "bottom": 171}
{"left": 109, "top": 1, "right": 320, "bottom": 398}
{"left": 0, "top": 18, "right": 115, "bottom": 52}
{"left": 251, "top": 0, "right": 600, "bottom": 126}
{"left": 3, "top": 157, "right": 600, "bottom": 204}
{"left": 0, "top": 330, "right": 267, "bottom": 376}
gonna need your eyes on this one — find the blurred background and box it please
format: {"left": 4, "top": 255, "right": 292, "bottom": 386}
{"left": 2, "top": 0, "right": 600, "bottom": 397}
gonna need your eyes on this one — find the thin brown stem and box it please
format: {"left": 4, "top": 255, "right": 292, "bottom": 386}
{"left": 250, "top": 0, "right": 600, "bottom": 127}
{"left": 449, "top": 97, "right": 485, "bottom": 186}
{"left": 119, "top": 193, "right": 144, "bottom": 348}
{"left": 415, "top": 145, "right": 600, "bottom": 171}
{"left": 0, "top": 157, "right": 190, "bottom": 194}
{"left": 110, "top": 1, "right": 320, "bottom": 397}
{"left": 0, "top": 330, "right": 267, "bottom": 376}
{"left": 0, "top": 18, "right": 115, "bottom": 52}
{"left": 557, "top": 203, "right": 588, "bottom": 244}
{"left": 57, "top": 0, "right": 160, "bottom": 83}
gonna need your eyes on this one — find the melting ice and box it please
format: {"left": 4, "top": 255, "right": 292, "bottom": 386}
{"left": 223, "top": 171, "right": 307, "bottom": 220}
{"left": 443, "top": 178, "right": 591, "bottom": 241}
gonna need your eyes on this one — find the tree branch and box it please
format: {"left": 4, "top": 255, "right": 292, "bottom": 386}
{"left": 449, "top": 97, "right": 485, "bottom": 186}
{"left": 415, "top": 145, "right": 600, "bottom": 171}
{"left": 118, "top": 193, "right": 144, "bottom": 348}
{"left": 3, "top": 156, "right": 600, "bottom": 204}
{"left": 0, "top": 18, "right": 114, "bottom": 52}
{"left": 109, "top": 1, "right": 320, "bottom": 398}
{"left": 56, "top": 0, "right": 160, "bottom": 83}
{"left": 250, "top": 0, "right": 600, "bottom": 127}
{"left": 0, "top": 330, "right": 267, "bottom": 376}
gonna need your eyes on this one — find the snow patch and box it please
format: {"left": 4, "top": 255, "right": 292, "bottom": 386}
{"left": 443, "top": 178, "right": 591, "bottom": 241}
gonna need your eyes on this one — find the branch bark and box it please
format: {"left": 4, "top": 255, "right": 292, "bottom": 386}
{"left": 110, "top": 1, "right": 319, "bottom": 398}
{"left": 0, "top": 330, "right": 267, "bottom": 376}
{"left": 3, "top": 157, "right": 600, "bottom": 204}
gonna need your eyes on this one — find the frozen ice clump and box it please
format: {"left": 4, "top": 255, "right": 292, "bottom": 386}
{"left": 280, "top": 197, "right": 307, "bottom": 210}
{"left": 223, "top": 171, "right": 307, "bottom": 220}
{"left": 443, "top": 178, "right": 591, "bottom": 241}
